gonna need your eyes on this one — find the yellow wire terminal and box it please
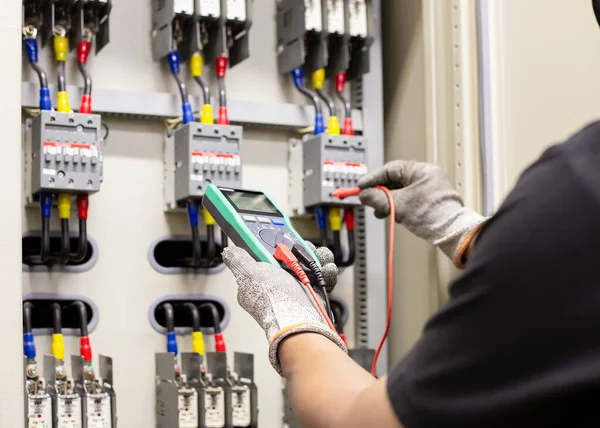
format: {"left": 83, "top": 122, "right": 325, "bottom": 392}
{"left": 328, "top": 208, "right": 342, "bottom": 232}
{"left": 327, "top": 116, "right": 341, "bottom": 135}
{"left": 200, "top": 104, "right": 214, "bottom": 124}
{"left": 203, "top": 207, "right": 216, "bottom": 225}
{"left": 57, "top": 193, "right": 71, "bottom": 219}
{"left": 53, "top": 37, "right": 68, "bottom": 62}
{"left": 190, "top": 53, "right": 203, "bottom": 77}
{"left": 52, "top": 334, "right": 65, "bottom": 360}
{"left": 312, "top": 68, "right": 326, "bottom": 89}
{"left": 192, "top": 331, "right": 205, "bottom": 356}
{"left": 57, "top": 91, "right": 71, "bottom": 113}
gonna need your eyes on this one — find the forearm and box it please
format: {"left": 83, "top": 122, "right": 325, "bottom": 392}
{"left": 280, "top": 333, "right": 401, "bottom": 428}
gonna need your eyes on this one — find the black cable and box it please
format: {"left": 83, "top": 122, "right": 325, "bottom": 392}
{"left": 58, "top": 219, "right": 70, "bottom": 266}
{"left": 198, "top": 303, "right": 221, "bottom": 334}
{"left": 30, "top": 61, "right": 48, "bottom": 89}
{"left": 291, "top": 244, "right": 334, "bottom": 321}
{"left": 72, "top": 301, "right": 88, "bottom": 336}
{"left": 162, "top": 303, "right": 175, "bottom": 333}
{"left": 57, "top": 61, "right": 66, "bottom": 92}
{"left": 335, "top": 90, "right": 351, "bottom": 120}
{"left": 339, "top": 230, "right": 356, "bottom": 267}
{"left": 190, "top": 224, "right": 203, "bottom": 268}
{"left": 319, "top": 228, "right": 328, "bottom": 248}
{"left": 332, "top": 231, "right": 343, "bottom": 265}
{"left": 316, "top": 88, "right": 336, "bottom": 117}
{"left": 217, "top": 76, "right": 226, "bottom": 108}
{"left": 23, "top": 302, "right": 34, "bottom": 334}
{"left": 194, "top": 76, "right": 211, "bottom": 106}
{"left": 70, "top": 218, "right": 87, "bottom": 263}
{"left": 51, "top": 303, "right": 62, "bottom": 335}
{"left": 331, "top": 303, "right": 344, "bottom": 335}
{"left": 101, "top": 122, "right": 109, "bottom": 141}
{"left": 77, "top": 61, "right": 92, "bottom": 96}
{"left": 183, "top": 303, "right": 201, "bottom": 332}
{"left": 206, "top": 224, "right": 216, "bottom": 266}
{"left": 296, "top": 85, "right": 323, "bottom": 116}
{"left": 172, "top": 72, "right": 190, "bottom": 105}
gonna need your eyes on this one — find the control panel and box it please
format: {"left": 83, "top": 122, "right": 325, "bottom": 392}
{"left": 28, "top": 110, "right": 103, "bottom": 196}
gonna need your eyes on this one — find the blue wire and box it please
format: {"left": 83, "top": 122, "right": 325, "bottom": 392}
{"left": 167, "top": 50, "right": 181, "bottom": 74}
{"left": 314, "top": 113, "right": 325, "bottom": 135}
{"left": 187, "top": 200, "right": 199, "bottom": 227}
{"left": 314, "top": 206, "right": 328, "bottom": 230}
{"left": 40, "top": 193, "right": 52, "bottom": 219}
{"left": 25, "top": 39, "right": 38, "bottom": 62}
{"left": 166, "top": 332, "right": 178, "bottom": 356}
{"left": 23, "top": 333, "right": 36, "bottom": 359}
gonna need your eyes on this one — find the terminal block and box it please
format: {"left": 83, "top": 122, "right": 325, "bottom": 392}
{"left": 325, "top": 0, "right": 350, "bottom": 77}
{"left": 72, "top": 355, "right": 117, "bottom": 428}
{"left": 288, "top": 134, "right": 367, "bottom": 216}
{"left": 24, "top": 356, "right": 53, "bottom": 428}
{"left": 192, "top": 0, "right": 226, "bottom": 64}
{"left": 164, "top": 123, "right": 243, "bottom": 210}
{"left": 224, "top": 0, "right": 253, "bottom": 67}
{"left": 42, "top": 0, "right": 77, "bottom": 47}
{"left": 346, "top": 0, "right": 374, "bottom": 80}
{"left": 26, "top": 110, "right": 103, "bottom": 199}
{"left": 70, "top": 0, "right": 113, "bottom": 55}
{"left": 276, "top": 0, "right": 328, "bottom": 74}
{"left": 44, "top": 355, "right": 83, "bottom": 428}
{"left": 152, "top": 0, "right": 197, "bottom": 61}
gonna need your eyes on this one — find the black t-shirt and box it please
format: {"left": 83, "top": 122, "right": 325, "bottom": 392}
{"left": 387, "top": 122, "right": 600, "bottom": 427}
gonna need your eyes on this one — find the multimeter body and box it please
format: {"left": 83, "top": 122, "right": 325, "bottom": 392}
{"left": 202, "top": 184, "right": 321, "bottom": 268}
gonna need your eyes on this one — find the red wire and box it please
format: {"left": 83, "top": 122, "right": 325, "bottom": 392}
{"left": 370, "top": 186, "right": 395, "bottom": 376}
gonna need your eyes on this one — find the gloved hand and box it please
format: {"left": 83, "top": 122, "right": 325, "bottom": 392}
{"left": 358, "top": 160, "right": 487, "bottom": 267}
{"left": 222, "top": 243, "right": 346, "bottom": 375}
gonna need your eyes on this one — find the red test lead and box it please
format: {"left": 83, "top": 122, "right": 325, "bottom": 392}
{"left": 331, "top": 187, "right": 360, "bottom": 200}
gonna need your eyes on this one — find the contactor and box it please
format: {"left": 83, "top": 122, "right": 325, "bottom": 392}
{"left": 72, "top": 355, "right": 116, "bottom": 428}
{"left": 28, "top": 110, "right": 103, "bottom": 197}
{"left": 288, "top": 134, "right": 367, "bottom": 215}
{"left": 276, "top": 0, "right": 328, "bottom": 73}
{"left": 165, "top": 123, "right": 243, "bottom": 208}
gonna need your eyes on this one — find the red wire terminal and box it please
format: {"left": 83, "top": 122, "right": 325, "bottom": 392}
{"left": 342, "top": 118, "right": 354, "bottom": 136}
{"left": 331, "top": 187, "right": 360, "bottom": 200}
{"left": 218, "top": 107, "right": 229, "bottom": 125}
{"left": 215, "top": 333, "right": 226, "bottom": 353}
{"left": 77, "top": 40, "right": 91, "bottom": 64}
{"left": 216, "top": 56, "right": 228, "bottom": 78}
{"left": 79, "top": 95, "right": 92, "bottom": 114}
{"left": 343, "top": 208, "right": 355, "bottom": 231}
{"left": 77, "top": 194, "right": 89, "bottom": 220}
{"left": 335, "top": 72, "right": 347, "bottom": 93}
{"left": 80, "top": 336, "right": 92, "bottom": 362}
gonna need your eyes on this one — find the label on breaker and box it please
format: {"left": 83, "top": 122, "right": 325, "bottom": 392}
{"left": 231, "top": 386, "right": 251, "bottom": 427}
{"left": 204, "top": 387, "right": 225, "bottom": 428}
{"left": 327, "top": 0, "right": 345, "bottom": 34}
{"left": 227, "top": 0, "right": 246, "bottom": 21}
{"left": 85, "top": 395, "right": 111, "bottom": 428}
{"left": 175, "top": 0, "right": 194, "bottom": 15}
{"left": 191, "top": 152, "right": 241, "bottom": 166}
{"left": 57, "top": 396, "right": 82, "bottom": 428}
{"left": 178, "top": 389, "right": 199, "bottom": 428}
{"left": 200, "top": 0, "right": 221, "bottom": 17}
{"left": 323, "top": 161, "right": 367, "bottom": 175}
{"left": 28, "top": 395, "right": 52, "bottom": 428}
{"left": 348, "top": 0, "right": 368, "bottom": 37}
{"left": 305, "top": 0, "right": 322, "bottom": 32}
{"left": 43, "top": 141, "right": 99, "bottom": 158}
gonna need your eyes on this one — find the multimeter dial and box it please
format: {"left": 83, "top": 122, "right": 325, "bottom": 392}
{"left": 241, "top": 214, "right": 301, "bottom": 256}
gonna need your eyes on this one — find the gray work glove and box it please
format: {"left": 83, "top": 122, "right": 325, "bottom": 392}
{"left": 222, "top": 243, "right": 346, "bottom": 376}
{"left": 358, "top": 160, "right": 487, "bottom": 267}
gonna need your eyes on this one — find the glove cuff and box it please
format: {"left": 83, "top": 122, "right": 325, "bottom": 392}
{"left": 268, "top": 322, "right": 348, "bottom": 376}
{"left": 454, "top": 218, "right": 488, "bottom": 268}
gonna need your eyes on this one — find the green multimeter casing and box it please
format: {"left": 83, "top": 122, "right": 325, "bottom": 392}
{"left": 202, "top": 184, "right": 322, "bottom": 268}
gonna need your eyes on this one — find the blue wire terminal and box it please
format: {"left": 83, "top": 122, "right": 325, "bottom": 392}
{"left": 182, "top": 102, "right": 194, "bottom": 125}
{"left": 166, "top": 332, "right": 178, "bottom": 356}
{"left": 40, "top": 193, "right": 52, "bottom": 218}
{"left": 187, "top": 200, "right": 199, "bottom": 227}
{"left": 25, "top": 38, "right": 38, "bottom": 62}
{"left": 315, "top": 206, "right": 328, "bottom": 230}
{"left": 39, "top": 88, "right": 52, "bottom": 111}
{"left": 23, "top": 333, "right": 36, "bottom": 359}
{"left": 314, "top": 113, "right": 325, "bottom": 135}
{"left": 291, "top": 67, "right": 304, "bottom": 88}
{"left": 167, "top": 50, "right": 181, "bottom": 74}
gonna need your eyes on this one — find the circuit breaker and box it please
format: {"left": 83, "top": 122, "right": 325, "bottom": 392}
{"left": 28, "top": 110, "right": 103, "bottom": 196}
{"left": 168, "top": 123, "right": 243, "bottom": 206}
{"left": 276, "top": 0, "right": 328, "bottom": 73}
{"left": 289, "top": 134, "right": 367, "bottom": 215}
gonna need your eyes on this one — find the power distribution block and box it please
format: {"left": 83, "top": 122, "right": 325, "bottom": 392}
{"left": 288, "top": 134, "right": 367, "bottom": 216}
{"left": 325, "top": 0, "right": 350, "bottom": 77}
{"left": 164, "top": 123, "right": 243, "bottom": 210}
{"left": 346, "top": 0, "right": 374, "bottom": 80}
{"left": 26, "top": 110, "right": 103, "bottom": 198}
{"left": 224, "top": 0, "right": 253, "bottom": 67}
{"left": 276, "top": 0, "right": 328, "bottom": 74}
{"left": 152, "top": 0, "right": 197, "bottom": 61}
{"left": 72, "top": 355, "right": 116, "bottom": 428}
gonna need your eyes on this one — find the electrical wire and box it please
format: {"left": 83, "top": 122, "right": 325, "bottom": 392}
{"left": 57, "top": 194, "right": 71, "bottom": 266}
{"left": 330, "top": 186, "right": 396, "bottom": 376}
{"left": 187, "top": 200, "right": 203, "bottom": 268}
{"left": 203, "top": 208, "right": 217, "bottom": 266}
{"left": 24, "top": 30, "right": 51, "bottom": 110}
{"left": 274, "top": 244, "right": 337, "bottom": 333}
{"left": 77, "top": 37, "right": 93, "bottom": 113}
{"left": 73, "top": 301, "right": 92, "bottom": 361}
{"left": 57, "top": 61, "right": 67, "bottom": 92}
{"left": 23, "top": 302, "right": 34, "bottom": 334}
{"left": 199, "top": 302, "right": 226, "bottom": 352}
{"left": 23, "top": 302, "right": 36, "bottom": 359}
{"left": 70, "top": 195, "right": 89, "bottom": 263}
{"left": 51, "top": 302, "right": 65, "bottom": 360}
{"left": 314, "top": 206, "right": 329, "bottom": 247}
{"left": 54, "top": 29, "right": 71, "bottom": 113}
{"left": 312, "top": 68, "right": 341, "bottom": 135}
{"left": 338, "top": 208, "right": 356, "bottom": 267}
{"left": 52, "top": 303, "right": 62, "bottom": 335}
{"left": 292, "top": 67, "right": 324, "bottom": 135}
{"left": 190, "top": 52, "right": 214, "bottom": 124}
{"left": 216, "top": 55, "right": 229, "bottom": 125}
{"left": 184, "top": 302, "right": 205, "bottom": 355}
{"left": 184, "top": 302, "right": 201, "bottom": 332}
{"left": 162, "top": 303, "right": 178, "bottom": 355}
{"left": 328, "top": 208, "right": 343, "bottom": 264}
{"left": 23, "top": 193, "right": 52, "bottom": 265}
{"left": 168, "top": 50, "right": 194, "bottom": 125}
{"left": 335, "top": 72, "right": 354, "bottom": 136}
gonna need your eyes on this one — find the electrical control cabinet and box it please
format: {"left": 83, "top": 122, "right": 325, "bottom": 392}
{"left": 288, "top": 134, "right": 367, "bottom": 215}
{"left": 27, "top": 110, "right": 103, "bottom": 197}
{"left": 276, "top": 0, "right": 328, "bottom": 74}
{"left": 166, "top": 123, "right": 243, "bottom": 207}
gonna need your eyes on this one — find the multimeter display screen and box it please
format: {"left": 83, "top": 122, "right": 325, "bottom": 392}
{"left": 226, "top": 191, "right": 280, "bottom": 215}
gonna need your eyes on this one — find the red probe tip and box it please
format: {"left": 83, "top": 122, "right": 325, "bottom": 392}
{"left": 331, "top": 187, "right": 360, "bottom": 200}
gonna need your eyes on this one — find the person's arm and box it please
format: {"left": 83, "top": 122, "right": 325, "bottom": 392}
{"left": 280, "top": 333, "right": 402, "bottom": 428}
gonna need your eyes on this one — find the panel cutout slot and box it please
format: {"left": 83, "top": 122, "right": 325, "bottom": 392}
{"left": 22, "top": 232, "right": 98, "bottom": 272}
{"left": 148, "top": 235, "right": 226, "bottom": 275}
{"left": 22, "top": 294, "right": 98, "bottom": 336}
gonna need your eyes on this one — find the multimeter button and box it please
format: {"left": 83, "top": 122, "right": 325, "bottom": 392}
{"left": 256, "top": 216, "right": 271, "bottom": 224}
{"left": 243, "top": 215, "right": 257, "bottom": 222}
{"left": 259, "top": 229, "right": 278, "bottom": 247}
{"left": 270, "top": 218, "right": 285, "bottom": 226}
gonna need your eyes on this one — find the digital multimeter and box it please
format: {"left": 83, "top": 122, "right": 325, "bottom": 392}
{"left": 202, "top": 184, "right": 322, "bottom": 268}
